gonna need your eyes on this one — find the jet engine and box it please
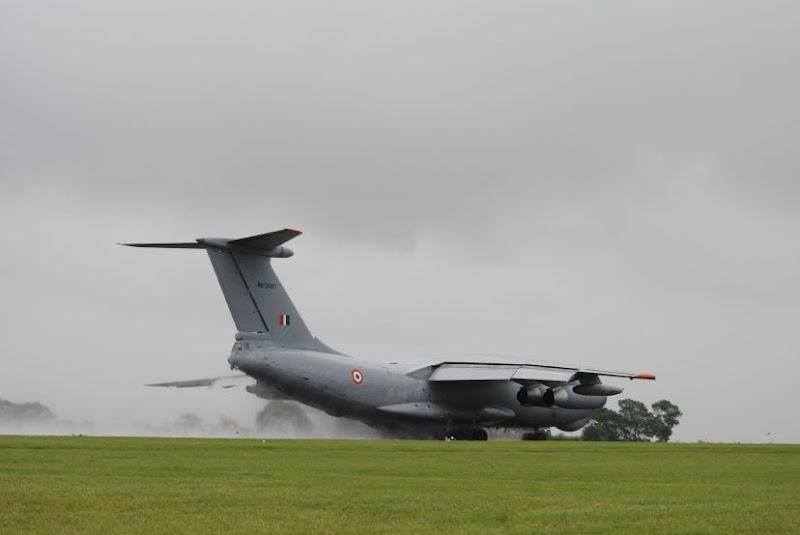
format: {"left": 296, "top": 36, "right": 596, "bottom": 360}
{"left": 516, "top": 384, "right": 549, "bottom": 406}
{"left": 548, "top": 386, "right": 606, "bottom": 409}
{"left": 517, "top": 384, "right": 607, "bottom": 410}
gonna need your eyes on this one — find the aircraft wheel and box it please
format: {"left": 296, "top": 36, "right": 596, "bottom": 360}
{"left": 446, "top": 428, "right": 488, "bottom": 441}
{"left": 473, "top": 428, "right": 488, "bottom": 441}
{"left": 522, "top": 430, "right": 548, "bottom": 441}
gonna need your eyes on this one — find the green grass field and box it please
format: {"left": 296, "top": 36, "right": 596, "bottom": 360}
{"left": 0, "top": 436, "right": 797, "bottom": 534}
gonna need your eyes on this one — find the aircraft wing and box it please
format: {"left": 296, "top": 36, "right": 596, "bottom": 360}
{"left": 408, "top": 357, "right": 655, "bottom": 384}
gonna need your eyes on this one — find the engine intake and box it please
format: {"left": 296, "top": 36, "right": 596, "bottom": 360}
{"left": 516, "top": 384, "right": 548, "bottom": 406}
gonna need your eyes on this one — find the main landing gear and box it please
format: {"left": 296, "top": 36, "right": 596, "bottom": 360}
{"left": 521, "top": 429, "right": 549, "bottom": 441}
{"left": 445, "top": 428, "right": 489, "bottom": 441}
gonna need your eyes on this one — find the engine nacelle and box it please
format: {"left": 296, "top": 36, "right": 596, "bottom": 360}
{"left": 517, "top": 384, "right": 607, "bottom": 409}
{"left": 516, "top": 384, "right": 549, "bottom": 406}
{"left": 572, "top": 383, "right": 623, "bottom": 396}
{"left": 549, "top": 386, "right": 607, "bottom": 410}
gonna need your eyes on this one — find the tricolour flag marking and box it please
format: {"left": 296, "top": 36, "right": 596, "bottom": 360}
{"left": 279, "top": 313, "right": 290, "bottom": 326}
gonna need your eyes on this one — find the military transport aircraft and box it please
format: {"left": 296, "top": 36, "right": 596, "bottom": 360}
{"left": 124, "top": 229, "right": 654, "bottom": 440}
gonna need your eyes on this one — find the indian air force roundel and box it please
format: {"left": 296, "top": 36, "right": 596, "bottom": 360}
{"left": 351, "top": 369, "right": 364, "bottom": 385}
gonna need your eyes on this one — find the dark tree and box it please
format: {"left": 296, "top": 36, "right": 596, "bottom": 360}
{"left": 580, "top": 408, "right": 622, "bottom": 441}
{"left": 0, "top": 399, "right": 56, "bottom": 423}
{"left": 581, "top": 398, "right": 682, "bottom": 442}
{"left": 649, "top": 400, "right": 683, "bottom": 442}
{"left": 617, "top": 399, "right": 653, "bottom": 442}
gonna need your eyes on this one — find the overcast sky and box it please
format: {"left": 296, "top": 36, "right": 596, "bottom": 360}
{"left": 2, "top": 1, "right": 798, "bottom": 442}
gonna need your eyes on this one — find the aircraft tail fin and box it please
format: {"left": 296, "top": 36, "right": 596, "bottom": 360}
{"left": 123, "top": 228, "right": 330, "bottom": 352}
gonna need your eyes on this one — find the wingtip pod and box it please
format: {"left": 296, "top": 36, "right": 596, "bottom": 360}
{"left": 632, "top": 373, "right": 656, "bottom": 380}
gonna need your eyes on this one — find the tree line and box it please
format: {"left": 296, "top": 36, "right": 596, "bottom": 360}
{"left": 582, "top": 399, "right": 682, "bottom": 442}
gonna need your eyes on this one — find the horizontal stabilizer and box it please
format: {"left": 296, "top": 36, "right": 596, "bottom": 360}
{"left": 121, "top": 242, "right": 205, "bottom": 249}
{"left": 230, "top": 228, "right": 302, "bottom": 250}
{"left": 121, "top": 228, "right": 303, "bottom": 256}
{"left": 147, "top": 375, "right": 290, "bottom": 400}
{"left": 146, "top": 375, "right": 252, "bottom": 388}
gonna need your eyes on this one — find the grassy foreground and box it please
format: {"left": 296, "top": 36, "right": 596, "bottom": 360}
{"left": 0, "top": 436, "right": 798, "bottom": 534}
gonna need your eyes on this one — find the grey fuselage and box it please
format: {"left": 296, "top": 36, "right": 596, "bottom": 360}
{"left": 229, "top": 338, "right": 595, "bottom": 437}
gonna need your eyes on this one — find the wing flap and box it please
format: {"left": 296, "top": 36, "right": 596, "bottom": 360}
{"left": 512, "top": 367, "right": 576, "bottom": 382}
{"left": 428, "top": 364, "right": 518, "bottom": 381}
